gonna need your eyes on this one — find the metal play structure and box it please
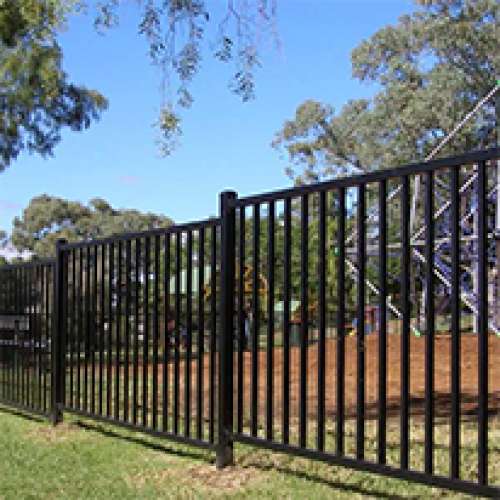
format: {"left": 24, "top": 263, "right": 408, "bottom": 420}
{"left": 345, "top": 82, "right": 500, "bottom": 337}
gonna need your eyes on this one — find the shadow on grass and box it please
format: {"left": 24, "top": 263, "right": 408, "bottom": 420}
{"left": 246, "top": 457, "right": 422, "bottom": 500}
{"left": 74, "top": 416, "right": 424, "bottom": 500}
{"left": 0, "top": 404, "right": 47, "bottom": 424}
{"left": 72, "top": 418, "right": 214, "bottom": 464}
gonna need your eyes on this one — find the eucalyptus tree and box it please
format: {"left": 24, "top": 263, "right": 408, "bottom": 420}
{"left": 273, "top": 0, "right": 499, "bottom": 182}
{"left": 10, "top": 194, "right": 173, "bottom": 258}
{"left": 0, "top": 0, "right": 108, "bottom": 171}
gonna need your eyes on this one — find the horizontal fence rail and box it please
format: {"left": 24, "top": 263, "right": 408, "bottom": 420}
{"left": 0, "top": 148, "right": 499, "bottom": 498}
{"left": 0, "top": 259, "right": 54, "bottom": 416}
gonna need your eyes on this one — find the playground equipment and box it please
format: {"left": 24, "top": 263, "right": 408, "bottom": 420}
{"left": 344, "top": 82, "right": 500, "bottom": 337}
{"left": 202, "top": 263, "right": 268, "bottom": 301}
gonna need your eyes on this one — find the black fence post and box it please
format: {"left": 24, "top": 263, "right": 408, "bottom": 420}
{"left": 51, "top": 238, "right": 67, "bottom": 425}
{"left": 217, "top": 190, "right": 237, "bottom": 469}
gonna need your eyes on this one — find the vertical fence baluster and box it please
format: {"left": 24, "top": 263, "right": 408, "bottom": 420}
{"left": 4, "top": 269, "right": 8, "bottom": 400}
{"left": 15, "top": 268, "right": 19, "bottom": 403}
{"left": 0, "top": 270, "right": 2, "bottom": 399}
{"left": 337, "top": 186, "right": 346, "bottom": 456}
{"left": 33, "top": 266, "right": 37, "bottom": 408}
{"left": 21, "top": 267, "right": 25, "bottom": 406}
{"left": 99, "top": 245, "right": 105, "bottom": 415}
{"left": 45, "top": 264, "right": 50, "bottom": 412}
{"left": 37, "top": 265, "right": 43, "bottom": 409}
{"left": 124, "top": 240, "right": 131, "bottom": 423}
{"left": 108, "top": 242, "right": 114, "bottom": 418}
{"left": 133, "top": 239, "right": 140, "bottom": 425}
{"left": 401, "top": 176, "right": 411, "bottom": 470}
{"left": 31, "top": 266, "right": 36, "bottom": 408}
{"left": 174, "top": 233, "right": 181, "bottom": 434}
{"left": 6, "top": 269, "right": 10, "bottom": 401}
{"left": 252, "top": 203, "right": 260, "bottom": 437}
{"left": 185, "top": 231, "right": 193, "bottom": 437}
{"left": 12, "top": 268, "right": 14, "bottom": 400}
{"left": 77, "top": 249, "right": 82, "bottom": 410}
{"left": 283, "top": 197, "right": 291, "bottom": 445}
{"left": 209, "top": 225, "right": 217, "bottom": 444}
{"left": 27, "top": 265, "right": 32, "bottom": 408}
{"left": 237, "top": 210, "right": 245, "bottom": 435}
{"left": 1, "top": 270, "right": 5, "bottom": 401}
{"left": 378, "top": 180, "right": 387, "bottom": 464}
{"left": 153, "top": 236, "right": 159, "bottom": 429}
{"left": 450, "top": 166, "right": 461, "bottom": 478}
{"left": 300, "top": 194, "right": 309, "bottom": 449}
{"left": 18, "top": 267, "right": 21, "bottom": 405}
{"left": 267, "top": 201, "right": 275, "bottom": 441}
{"left": 318, "top": 190, "right": 326, "bottom": 452}
{"left": 1, "top": 269, "right": 4, "bottom": 400}
{"left": 163, "top": 234, "right": 171, "bottom": 431}
{"left": 92, "top": 246, "right": 98, "bottom": 414}
{"left": 34, "top": 266, "right": 39, "bottom": 408}
{"left": 33, "top": 265, "right": 39, "bottom": 408}
{"left": 3, "top": 270, "right": 6, "bottom": 400}
{"left": 23, "top": 268, "right": 28, "bottom": 407}
{"left": 69, "top": 251, "right": 75, "bottom": 408}
{"left": 197, "top": 228, "right": 205, "bottom": 440}
{"left": 11, "top": 269, "right": 15, "bottom": 402}
{"left": 478, "top": 160, "right": 488, "bottom": 485}
{"left": 34, "top": 265, "right": 39, "bottom": 408}
{"left": 22, "top": 267, "right": 26, "bottom": 406}
{"left": 85, "top": 246, "right": 90, "bottom": 412}
{"left": 115, "top": 241, "right": 122, "bottom": 421}
{"left": 357, "top": 184, "right": 366, "bottom": 460}
{"left": 1, "top": 270, "right": 5, "bottom": 400}
{"left": 16, "top": 268, "right": 20, "bottom": 405}
{"left": 143, "top": 237, "right": 150, "bottom": 428}
{"left": 4, "top": 269, "right": 6, "bottom": 399}
{"left": 425, "top": 170, "right": 435, "bottom": 474}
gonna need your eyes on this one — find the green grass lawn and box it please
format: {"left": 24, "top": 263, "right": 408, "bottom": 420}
{"left": 0, "top": 404, "right": 496, "bottom": 499}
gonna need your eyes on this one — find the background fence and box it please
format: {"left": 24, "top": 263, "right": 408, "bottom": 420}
{"left": 0, "top": 259, "right": 54, "bottom": 416}
{"left": 1, "top": 148, "right": 500, "bottom": 497}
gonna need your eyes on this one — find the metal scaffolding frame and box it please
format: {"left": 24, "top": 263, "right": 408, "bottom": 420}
{"left": 343, "top": 83, "right": 500, "bottom": 336}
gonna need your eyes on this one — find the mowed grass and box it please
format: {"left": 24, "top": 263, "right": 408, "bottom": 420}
{"left": 1, "top": 405, "right": 499, "bottom": 500}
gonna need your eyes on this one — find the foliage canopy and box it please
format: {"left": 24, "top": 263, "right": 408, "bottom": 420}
{"left": 273, "top": 0, "right": 499, "bottom": 184}
{"left": 11, "top": 194, "right": 173, "bottom": 258}
{"left": 0, "top": 0, "right": 278, "bottom": 168}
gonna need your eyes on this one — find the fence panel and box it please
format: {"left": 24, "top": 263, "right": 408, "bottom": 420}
{"left": 228, "top": 148, "right": 500, "bottom": 497}
{"left": 59, "top": 219, "right": 221, "bottom": 450}
{"left": 0, "top": 260, "right": 54, "bottom": 416}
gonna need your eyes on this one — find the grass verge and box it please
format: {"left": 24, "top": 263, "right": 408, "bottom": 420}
{"left": 0, "top": 404, "right": 495, "bottom": 499}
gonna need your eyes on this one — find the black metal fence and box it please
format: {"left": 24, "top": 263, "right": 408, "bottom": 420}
{"left": 0, "top": 259, "right": 54, "bottom": 416}
{"left": 1, "top": 148, "right": 500, "bottom": 497}
{"left": 57, "top": 218, "right": 222, "bottom": 450}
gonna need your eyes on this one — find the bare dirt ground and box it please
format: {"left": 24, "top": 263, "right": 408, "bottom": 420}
{"left": 77, "top": 332, "right": 500, "bottom": 426}
{"left": 229, "top": 333, "right": 500, "bottom": 424}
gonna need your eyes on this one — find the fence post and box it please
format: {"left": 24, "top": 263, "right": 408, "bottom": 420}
{"left": 51, "top": 238, "right": 67, "bottom": 426}
{"left": 217, "top": 190, "right": 237, "bottom": 469}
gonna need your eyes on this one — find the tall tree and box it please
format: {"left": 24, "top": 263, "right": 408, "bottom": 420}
{"left": 10, "top": 194, "right": 173, "bottom": 258}
{"left": 273, "top": 0, "right": 499, "bottom": 183}
{"left": 0, "top": 0, "right": 108, "bottom": 171}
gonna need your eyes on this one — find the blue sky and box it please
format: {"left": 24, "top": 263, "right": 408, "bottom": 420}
{"left": 0, "top": 0, "right": 413, "bottom": 236}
